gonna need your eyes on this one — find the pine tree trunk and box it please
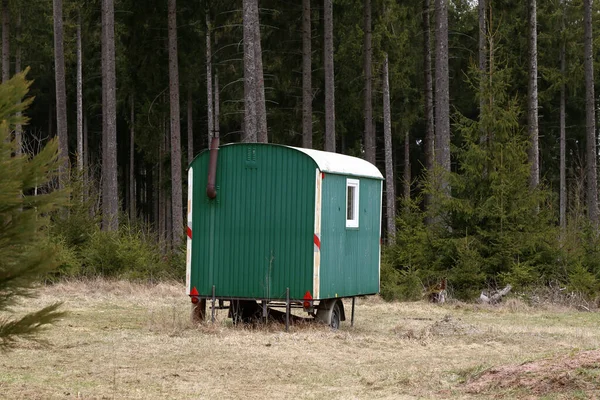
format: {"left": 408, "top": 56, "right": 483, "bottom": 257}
{"left": 158, "top": 133, "right": 165, "bottom": 251}
{"left": 242, "top": 0, "right": 258, "bottom": 143}
{"left": 404, "top": 131, "right": 410, "bottom": 201}
{"left": 48, "top": 101, "right": 53, "bottom": 138}
{"left": 129, "top": 96, "right": 136, "bottom": 220}
{"left": 1, "top": 0, "right": 8, "bottom": 83}
{"left": 382, "top": 54, "right": 396, "bottom": 242}
{"left": 560, "top": 0, "right": 566, "bottom": 233}
{"left": 83, "top": 114, "right": 88, "bottom": 200}
{"left": 253, "top": 3, "right": 267, "bottom": 143}
{"left": 324, "top": 0, "right": 335, "bottom": 152}
{"left": 528, "top": 0, "right": 539, "bottom": 189}
{"left": 76, "top": 10, "right": 83, "bottom": 174}
{"left": 101, "top": 0, "right": 119, "bottom": 231}
{"left": 583, "top": 0, "right": 598, "bottom": 226}
{"left": 206, "top": 12, "right": 213, "bottom": 142}
{"left": 214, "top": 74, "right": 220, "bottom": 138}
{"left": 478, "top": 0, "right": 486, "bottom": 135}
{"left": 363, "top": 0, "right": 375, "bottom": 164}
{"left": 53, "top": 0, "right": 69, "bottom": 188}
{"left": 434, "top": 0, "right": 450, "bottom": 193}
{"left": 187, "top": 88, "right": 193, "bottom": 164}
{"left": 15, "top": 10, "right": 21, "bottom": 156}
{"left": 302, "top": 0, "right": 312, "bottom": 149}
{"left": 168, "top": 0, "right": 183, "bottom": 244}
{"left": 423, "top": 0, "right": 435, "bottom": 221}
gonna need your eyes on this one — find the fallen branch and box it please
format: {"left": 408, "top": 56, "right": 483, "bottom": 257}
{"left": 479, "top": 284, "right": 512, "bottom": 305}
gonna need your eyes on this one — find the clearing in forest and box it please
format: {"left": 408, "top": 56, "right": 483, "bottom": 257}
{"left": 1, "top": 279, "right": 599, "bottom": 399}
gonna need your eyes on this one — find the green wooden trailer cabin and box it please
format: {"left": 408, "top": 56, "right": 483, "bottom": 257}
{"left": 186, "top": 143, "right": 383, "bottom": 328}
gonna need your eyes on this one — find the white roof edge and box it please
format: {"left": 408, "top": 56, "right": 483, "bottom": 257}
{"left": 288, "top": 146, "right": 384, "bottom": 180}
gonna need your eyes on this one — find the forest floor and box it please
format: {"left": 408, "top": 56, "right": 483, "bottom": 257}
{"left": 1, "top": 279, "right": 599, "bottom": 399}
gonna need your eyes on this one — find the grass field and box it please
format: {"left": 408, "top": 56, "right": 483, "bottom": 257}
{"left": 1, "top": 280, "right": 599, "bottom": 399}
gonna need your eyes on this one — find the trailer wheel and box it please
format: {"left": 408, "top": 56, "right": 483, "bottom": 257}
{"left": 315, "top": 299, "right": 345, "bottom": 330}
{"left": 330, "top": 301, "right": 341, "bottom": 330}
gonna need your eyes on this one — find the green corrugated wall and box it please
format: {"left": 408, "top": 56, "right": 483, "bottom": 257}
{"left": 190, "top": 144, "right": 316, "bottom": 300}
{"left": 319, "top": 174, "right": 381, "bottom": 298}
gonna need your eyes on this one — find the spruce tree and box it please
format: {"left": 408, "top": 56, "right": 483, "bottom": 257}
{"left": 0, "top": 71, "right": 66, "bottom": 348}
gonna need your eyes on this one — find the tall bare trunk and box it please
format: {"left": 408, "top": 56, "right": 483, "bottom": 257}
{"left": 423, "top": 0, "right": 435, "bottom": 221}
{"left": 214, "top": 74, "right": 220, "bottom": 139}
{"left": 363, "top": 0, "right": 375, "bottom": 164}
{"left": 101, "top": 0, "right": 119, "bottom": 231}
{"left": 434, "top": 0, "right": 450, "bottom": 194}
{"left": 242, "top": 0, "right": 258, "bottom": 142}
{"left": 583, "top": 0, "right": 598, "bottom": 226}
{"left": 206, "top": 12, "right": 213, "bottom": 142}
{"left": 84, "top": 114, "right": 88, "bottom": 200}
{"left": 403, "top": 131, "right": 410, "bottom": 201}
{"left": 187, "top": 88, "right": 193, "bottom": 164}
{"left": 129, "top": 96, "right": 136, "bottom": 219}
{"left": 478, "top": 0, "right": 486, "bottom": 111}
{"left": 478, "top": 0, "right": 486, "bottom": 150}
{"left": 253, "top": 3, "right": 267, "bottom": 143}
{"left": 2, "top": 0, "right": 8, "bottom": 83}
{"left": 382, "top": 54, "right": 395, "bottom": 242}
{"left": 168, "top": 0, "right": 183, "bottom": 244}
{"left": 528, "top": 0, "right": 539, "bottom": 188}
{"left": 302, "top": 0, "right": 312, "bottom": 149}
{"left": 76, "top": 10, "right": 83, "bottom": 174}
{"left": 324, "top": 0, "right": 335, "bottom": 152}
{"left": 15, "top": 10, "right": 21, "bottom": 156}
{"left": 559, "top": 0, "right": 567, "bottom": 233}
{"left": 53, "top": 0, "right": 69, "bottom": 187}
{"left": 158, "top": 127, "right": 166, "bottom": 251}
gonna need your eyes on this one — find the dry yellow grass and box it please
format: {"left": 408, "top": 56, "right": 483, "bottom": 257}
{"left": 1, "top": 279, "right": 599, "bottom": 399}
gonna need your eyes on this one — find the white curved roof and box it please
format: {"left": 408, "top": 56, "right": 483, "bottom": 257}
{"left": 289, "top": 146, "right": 384, "bottom": 180}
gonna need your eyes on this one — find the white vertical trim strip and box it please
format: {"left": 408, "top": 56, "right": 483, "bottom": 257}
{"left": 313, "top": 169, "right": 322, "bottom": 299}
{"left": 186, "top": 167, "right": 193, "bottom": 294}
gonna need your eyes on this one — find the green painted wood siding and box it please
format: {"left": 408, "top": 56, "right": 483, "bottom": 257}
{"left": 190, "top": 144, "right": 316, "bottom": 300}
{"left": 319, "top": 174, "right": 381, "bottom": 298}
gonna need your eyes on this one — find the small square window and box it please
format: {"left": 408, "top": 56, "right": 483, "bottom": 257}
{"left": 346, "top": 179, "right": 359, "bottom": 228}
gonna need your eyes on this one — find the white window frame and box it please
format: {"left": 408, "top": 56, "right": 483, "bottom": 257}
{"left": 346, "top": 178, "right": 360, "bottom": 228}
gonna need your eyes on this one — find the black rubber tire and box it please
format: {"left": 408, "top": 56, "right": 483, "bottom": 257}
{"left": 330, "top": 301, "right": 341, "bottom": 330}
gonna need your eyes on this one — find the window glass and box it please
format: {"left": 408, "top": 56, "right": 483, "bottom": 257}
{"left": 346, "top": 179, "right": 359, "bottom": 228}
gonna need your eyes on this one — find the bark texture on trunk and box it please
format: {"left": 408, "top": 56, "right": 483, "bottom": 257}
{"left": 382, "top": 54, "right": 396, "bottom": 242}
{"left": 53, "top": 0, "right": 69, "bottom": 188}
{"left": 2, "top": 0, "right": 8, "bottom": 83}
{"left": 253, "top": 2, "right": 267, "bottom": 143}
{"left": 478, "top": 0, "right": 486, "bottom": 115}
{"left": 129, "top": 97, "right": 136, "bottom": 219}
{"left": 242, "top": 0, "right": 258, "bottom": 142}
{"left": 101, "top": 0, "right": 119, "bottom": 231}
{"left": 302, "top": 0, "right": 312, "bottom": 149}
{"left": 15, "top": 10, "right": 21, "bottom": 156}
{"left": 206, "top": 12, "right": 213, "bottom": 142}
{"left": 423, "top": 0, "right": 435, "bottom": 219}
{"left": 528, "top": 0, "right": 539, "bottom": 189}
{"left": 168, "top": 0, "right": 183, "bottom": 243}
{"left": 584, "top": 0, "right": 598, "bottom": 226}
{"left": 187, "top": 88, "right": 193, "bottom": 165}
{"left": 214, "top": 74, "right": 220, "bottom": 138}
{"left": 324, "top": 0, "right": 336, "bottom": 152}
{"left": 559, "top": 0, "right": 566, "bottom": 233}
{"left": 404, "top": 131, "right": 410, "bottom": 201}
{"left": 434, "top": 0, "right": 450, "bottom": 185}
{"left": 76, "top": 11, "right": 83, "bottom": 173}
{"left": 363, "top": 0, "right": 375, "bottom": 164}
